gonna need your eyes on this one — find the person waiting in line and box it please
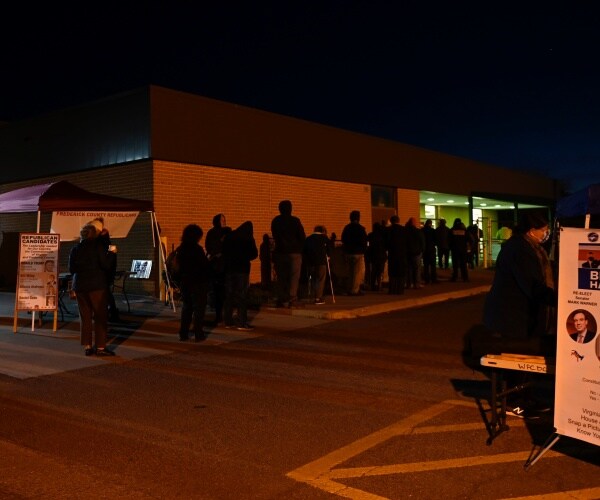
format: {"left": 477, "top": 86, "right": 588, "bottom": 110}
{"left": 222, "top": 221, "right": 258, "bottom": 331}
{"left": 482, "top": 212, "right": 556, "bottom": 417}
{"left": 205, "top": 213, "right": 232, "bottom": 326}
{"left": 405, "top": 217, "right": 424, "bottom": 289}
{"left": 421, "top": 219, "right": 438, "bottom": 284}
{"left": 366, "top": 222, "right": 387, "bottom": 291}
{"left": 271, "top": 200, "right": 306, "bottom": 308}
{"left": 303, "top": 225, "right": 329, "bottom": 304}
{"left": 435, "top": 218, "right": 450, "bottom": 269}
{"left": 341, "top": 210, "right": 368, "bottom": 296}
{"left": 259, "top": 234, "right": 273, "bottom": 290}
{"left": 449, "top": 218, "right": 469, "bottom": 282}
{"left": 466, "top": 221, "right": 482, "bottom": 269}
{"left": 68, "top": 223, "right": 116, "bottom": 356}
{"left": 385, "top": 215, "right": 408, "bottom": 295}
{"left": 176, "top": 224, "right": 210, "bottom": 342}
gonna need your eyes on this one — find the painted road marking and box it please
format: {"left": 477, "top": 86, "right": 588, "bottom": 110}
{"left": 286, "top": 399, "right": 576, "bottom": 500}
{"left": 504, "top": 488, "right": 600, "bottom": 500}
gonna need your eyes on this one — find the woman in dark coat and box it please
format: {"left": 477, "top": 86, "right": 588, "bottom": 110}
{"left": 483, "top": 213, "right": 556, "bottom": 354}
{"left": 68, "top": 223, "right": 115, "bottom": 356}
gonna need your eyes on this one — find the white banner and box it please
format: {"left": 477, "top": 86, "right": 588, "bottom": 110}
{"left": 555, "top": 227, "right": 600, "bottom": 446}
{"left": 51, "top": 211, "right": 139, "bottom": 241}
{"left": 16, "top": 233, "right": 60, "bottom": 311}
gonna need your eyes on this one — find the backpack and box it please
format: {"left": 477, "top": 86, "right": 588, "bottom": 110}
{"left": 166, "top": 249, "right": 181, "bottom": 282}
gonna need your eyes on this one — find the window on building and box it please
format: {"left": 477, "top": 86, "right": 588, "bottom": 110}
{"left": 371, "top": 186, "right": 395, "bottom": 207}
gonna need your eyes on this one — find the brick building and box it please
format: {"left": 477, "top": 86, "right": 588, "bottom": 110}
{"left": 0, "top": 86, "right": 559, "bottom": 295}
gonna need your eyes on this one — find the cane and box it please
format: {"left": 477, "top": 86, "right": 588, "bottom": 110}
{"left": 326, "top": 254, "right": 335, "bottom": 303}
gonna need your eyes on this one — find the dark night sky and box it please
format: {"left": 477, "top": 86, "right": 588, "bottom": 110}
{"left": 2, "top": 2, "right": 600, "bottom": 192}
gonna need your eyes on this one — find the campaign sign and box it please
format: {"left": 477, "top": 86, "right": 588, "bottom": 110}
{"left": 16, "top": 233, "right": 60, "bottom": 311}
{"left": 555, "top": 228, "right": 600, "bottom": 447}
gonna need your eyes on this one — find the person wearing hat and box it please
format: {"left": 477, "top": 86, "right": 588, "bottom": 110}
{"left": 68, "top": 223, "right": 116, "bottom": 356}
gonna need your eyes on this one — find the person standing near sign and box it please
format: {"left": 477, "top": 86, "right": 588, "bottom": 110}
{"left": 69, "top": 223, "right": 116, "bottom": 356}
{"left": 482, "top": 212, "right": 556, "bottom": 416}
{"left": 483, "top": 212, "right": 556, "bottom": 352}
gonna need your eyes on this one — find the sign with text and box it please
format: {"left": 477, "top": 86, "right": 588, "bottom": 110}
{"left": 51, "top": 211, "right": 139, "bottom": 241}
{"left": 555, "top": 227, "right": 600, "bottom": 446}
{"left": 16, "top": 233, "right": 60, "bottom": 311}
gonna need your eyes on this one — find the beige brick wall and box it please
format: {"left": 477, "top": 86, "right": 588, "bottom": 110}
{"left": 154, "top": 161, "right": 372, "bottom": 284}
{"left": 396, "top": 188, "right": 421, "bottom": 225}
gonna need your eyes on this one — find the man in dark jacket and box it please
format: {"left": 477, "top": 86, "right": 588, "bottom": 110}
{"left": 342, "top": 210, "right": 368, "bottom": 295}
{"left": 449, "top": 218, "right": 469, "bottom": 282}
{"left": 205, "top": 213, "right": 232, "bottom": 325}
{"left": 422, "top": 219, "right": 438, "bottom": 284}
{"left": 271, "top": 200, "right": 306, "bottom": 307}
{"left": 385, "top": 215, "right": 408, "bottom": 295}
{"left": 405, "top": 217, "right": 424, "bottom": 289}
{"left": 223, "top": 221, "right": 258, "bottom": 330}
{"left": 435, "top": 218, "right": 450, "bottom": 269}
{"left": 303, "top": 225, "right": 329, "bottom": 304}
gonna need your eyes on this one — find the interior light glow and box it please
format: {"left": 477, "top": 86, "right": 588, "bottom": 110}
{"left": 480, "top": 203, "right": 487, "bottom": 207}
{"left": 447, "top": 199, "right": 454, "bottom": 203}
{"left": 427, "top": 198, "right": 435, "bottom": 201}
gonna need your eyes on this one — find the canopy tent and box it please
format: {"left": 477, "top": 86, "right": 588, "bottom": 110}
{"left": 0, "top": 180, "right": 153, "bottom": 213}
{"left": 555, "top": 183, "right": 600, "bottom": 229}
{"left": 0, "top": 181, "right": 155, "bottom": 240}
{"left": 0, "top": 180, "right": 175, "bottom": 310}
{"left": 555, "top": 183, "right": 600, "bottom": 218}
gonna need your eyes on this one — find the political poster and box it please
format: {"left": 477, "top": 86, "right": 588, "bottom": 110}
{"left": 555, "top": 227, "right": 600, "bottom": 446}
{"left": 16, "top": 233, "right": 60, "bottom": 311}
{"left": 51, "top": 211, "right": 139, "bottom": 241}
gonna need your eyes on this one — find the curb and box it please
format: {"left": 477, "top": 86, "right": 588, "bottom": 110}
{"left": 287, "top": 285, "right": 491, "bottom": 320}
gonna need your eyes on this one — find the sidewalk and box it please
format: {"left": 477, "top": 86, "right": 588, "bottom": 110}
{"left": 0, "top": 267, "right": 493, "bottom": 379}
{"left": 266, "top": 267, "right": 492, "bottom": 320}
{"left": 1, "top": 267, "right": 494, "bottom": 325}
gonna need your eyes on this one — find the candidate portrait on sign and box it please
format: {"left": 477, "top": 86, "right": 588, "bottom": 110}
{"left": 567, "top": 309, "right": 597, "bottom": 344}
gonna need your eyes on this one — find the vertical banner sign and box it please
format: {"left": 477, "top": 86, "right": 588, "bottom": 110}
{"left": 555, "top": 227, "right": 600, "bottom": 446}
{"left": 16, "top": 233, "right": 60, "bottom": 311}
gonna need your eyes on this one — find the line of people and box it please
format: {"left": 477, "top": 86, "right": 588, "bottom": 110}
{"left": 168, "top": 202, "right": 485, "bottom": 340}
{"left": 366, "top": 216, "right": 482, "bottom": 295}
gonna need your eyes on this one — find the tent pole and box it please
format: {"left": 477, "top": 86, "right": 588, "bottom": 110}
{"left": 150, "top": 211, "right": 157, "bottom": 248}
{"left": 153, "top": 214, "right": 176, "bottom": 312}
{"left": 32, "top": 210, "right": 42, "bottom": 329}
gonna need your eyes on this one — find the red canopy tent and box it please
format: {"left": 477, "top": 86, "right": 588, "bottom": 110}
{"left": 0, "top": 180, "right": 153, "bottom": 213}
{"left": 0, "top": 180, "right": 155, "bottom": 239}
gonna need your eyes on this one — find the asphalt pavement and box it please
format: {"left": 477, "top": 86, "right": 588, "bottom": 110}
{"left": 0, "top": 266, "right": 493, "bottom": 379}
